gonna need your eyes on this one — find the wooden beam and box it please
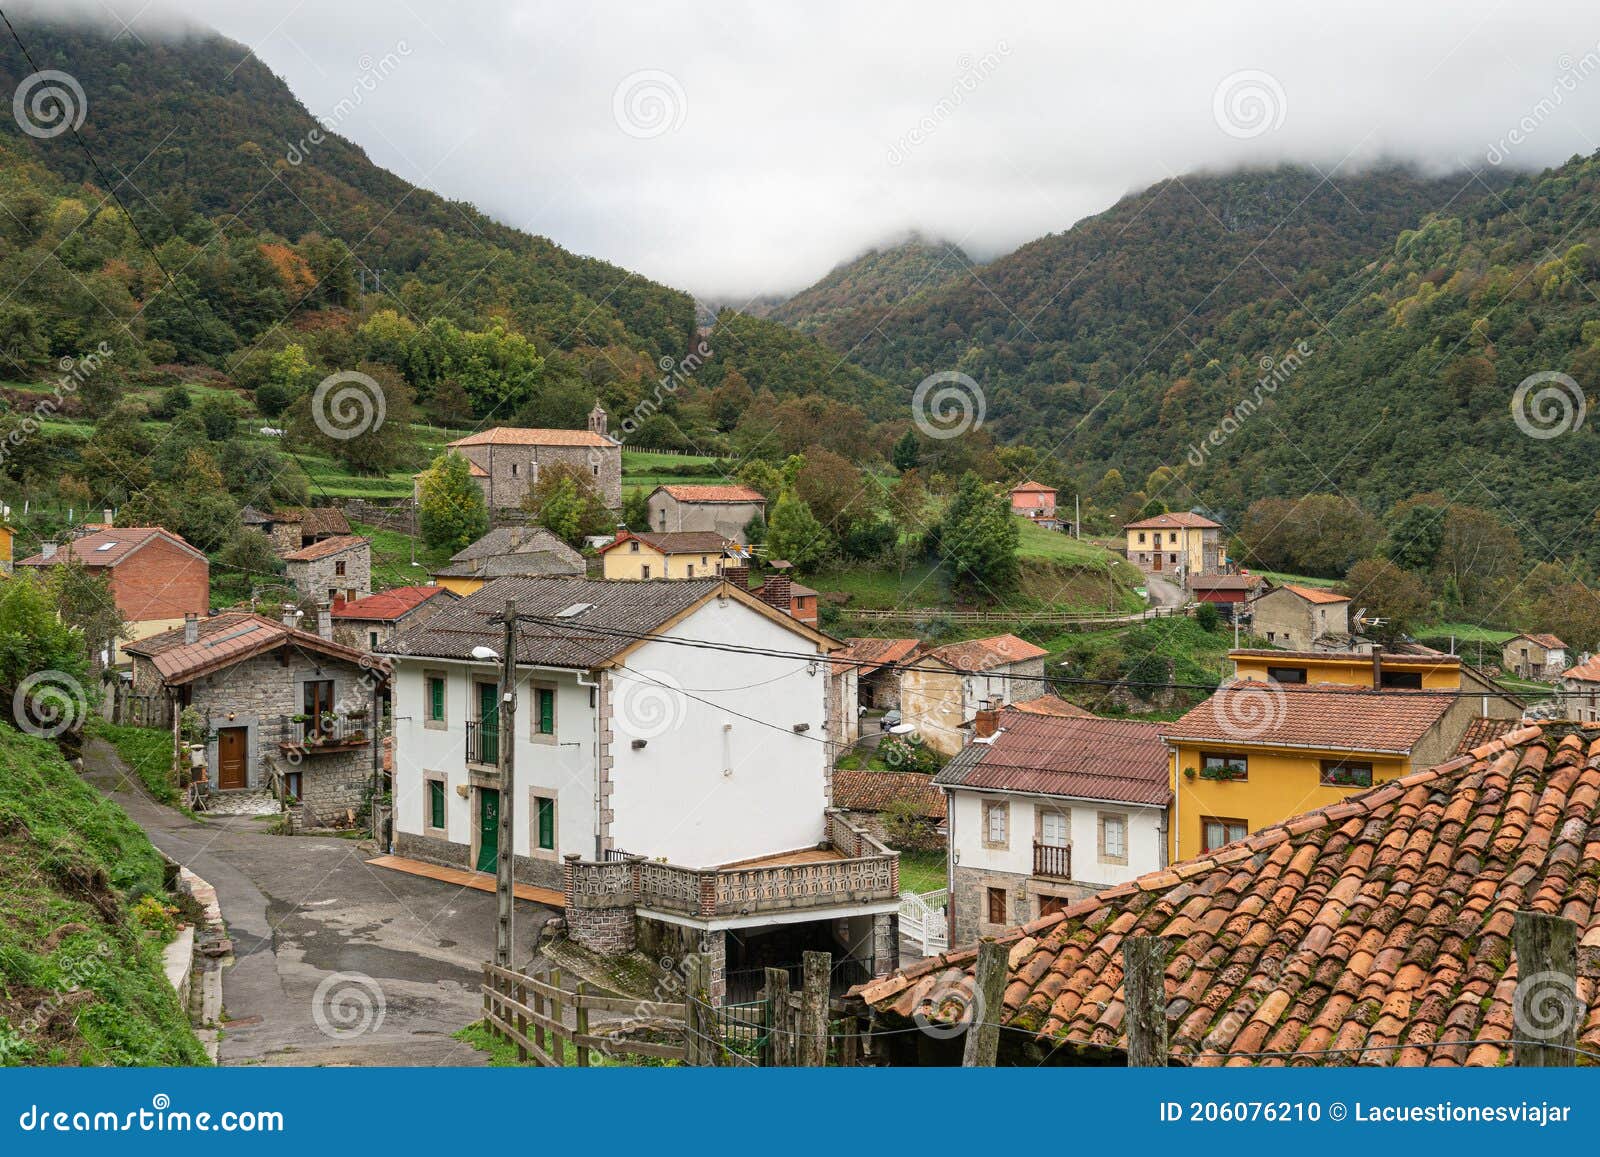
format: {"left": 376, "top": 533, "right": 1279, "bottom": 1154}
{"left": 1512, "top": 910, "right": 1579, "bottom": 1067}
{"left": 961, "top": 938, "right": 1008, "bottom": 1067}
{"left": 1122, "top": 935, "right": 1170, "bottom": 1068}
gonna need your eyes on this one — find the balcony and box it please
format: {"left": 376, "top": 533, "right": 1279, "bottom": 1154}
{"left": 1033, "top": 841, "right": 1071, "bottom": 880}
{"left": 277, "top": 711, "right": 374, "bottom": 757}
{"left": 465, "top": 719, "right": 500, "bottom": 766}
{"left": 566, "top": 810, "right": 900, "bottom": 921}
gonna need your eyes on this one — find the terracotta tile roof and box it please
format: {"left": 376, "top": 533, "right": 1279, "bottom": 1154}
{"left": 832, "top": 770, "right": 946, "bottom": 820}
{"left": 937, "top": 709, "right": 1171, "bottom": 806}
{"left": 1280, "top": 583, "right": 1351, "bottom": 605}
{"left": 1123, "top": 511, "right": 1221, "bottom": 530}
{"left": 1009, "top": 694, "right": 1095, "bottom": 719}
{"left": 840, "top": 637, "right": 921, "bottom": 671}
{"left": 282, "top": 534, "right": 370, "bottom": 562}
{"left": 1454, "top": 716, "right": 1520, "bottom": 754}
{"left": 1562, "top": 656, "right": 1600, "bottom": 683}
{"left": 448, "top": 426, "right": 612, "bottom": 448}
{"left": 926, "top": 634, "right": 1048, "bottom": 672}
{"left": 1162, "top": 682, "right": 1455, "bottom": 754}
{"left": 17, "top": 527, "right": 204, "bottom": 568}
{"left": 1009, "top": 481, "right": 1056, "bottom": 494}
{"left": 332, "top": 585, "right": 454, "bottom": 621}
{"left": 124, "top": 612, "right": 378, "bottom": 685}
{"left": 1513, "top": 632, "right": 1567, "bottom": 650}
{"left": 654, "top": 484, "right": 766, "bottom": 503}
{"left": 860, "top": 722, "right": 1600, "bottom": 1066}
{"left": 600, "top": 530, "right": 733, "bottom": 555}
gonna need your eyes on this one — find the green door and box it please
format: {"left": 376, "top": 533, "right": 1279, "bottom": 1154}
{"left": 477, "top": 682, "right": 499, "bottom": 765}
{"left": 476, "top": 788, "right": 499, "bottom": 873}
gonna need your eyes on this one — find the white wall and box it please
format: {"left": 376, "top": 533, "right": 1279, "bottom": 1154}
{"left": 948, "top": 788, "right": 1165, "bottom": 888}
{"left": 607, "top": 596, "right": 830, "bottom": 867}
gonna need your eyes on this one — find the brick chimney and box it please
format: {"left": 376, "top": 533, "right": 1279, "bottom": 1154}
{"left": 973, "top": 705, "right": 1001, "bottom": 740}
{"left": 722, "top": 564, "right": 750, "bottom": 590}
{"left": 40, "top": 541, "right": 56, "bottom": 560}
{"left": 281, "top": 603, "right": 300, "bottom": 629}
{"left": 316, "top": 602, "right": 333, "bottom": 641}
{"left": 1372, "top": 648, "right": 1383, "bottom": 691}
{"left": 183, "top": 612, "right": 199, "bottom": 645}
{"left": 758, "top": 574, "right": 792, "bottom": 615}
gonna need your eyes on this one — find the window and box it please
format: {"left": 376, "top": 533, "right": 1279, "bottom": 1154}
{"left": 427, "top": 778, "right": 446, "bottom": 831}
{"left": 335, "top": 560, "right": 346, "bottom": 576}
{"left": 1169, "top": 532, "right": 1178, "bottom": 543}
{"left": 1319, "top": 759, "right": 1373, "bottom": 788}
{"left": 533, "top": 685, "right": 555, "bottom": 738}
{"left": 1099, "top": 813, "right": 1128, "bottom": 864}
{"left": 369, "top": 630, "right": 379, "bottom": 650}
{"left": 1038, "top": 894, "right": 1067, "bottom": 918}
{"left": 1039, "top": 810, "right": 1068, "bottom": 847}
{"left": 987, "top": 887, "right": 1007, "bottom": 925}
{"left": 1200, "top": 752, "right": 1248, "bottom": 781}
{"left": 982, "top": 800, "right": 1009, "bottom": 848}
{"left": 641, "top": 564, "right": 651, "bottom": 579}
{"left": 630, "top": 540, "right": 640, "bottom": 552}
{"left": 426, "top": 674, "right": 446, "bottom": 726}
{"left": 591, "top": 464, "right": 599, "bottom": 477}
{"left": 1266, "top": 665, "right": 1307, "bottom": 684}
{"left": 1137, "top": 532, "right": 1147, "bottom": 544}
{"left": 303, "top": 679, "right": 335, "bottom": 739}
{"left": 1379, "top": 670, "right": 1423, "bottom": 690}
{"left": 687, "top": 564, "right": 695, "bottom": 578}
{"left": 534, "top": 795, "right": 555, "bottom": 851}
{"left": 1169, "top": 553, "right": 1178, "bottom": 563}
{"left": 511, "top": 463, "right": 519, "bottom": 477}
{"left": 1202, "top": 816, "right": 1248, "bottom": 852}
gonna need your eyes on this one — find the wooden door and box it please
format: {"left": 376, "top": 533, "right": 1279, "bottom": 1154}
{"left": 1152, "top": 551, "right": 1163, "bottom": 572}
{"left": 217, "top": 726, "right": 247, "bottom": 790}
{"left": 476, "top": 789, "right": 499, "bottom": 873}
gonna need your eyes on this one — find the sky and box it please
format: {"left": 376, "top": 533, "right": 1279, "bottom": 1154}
{"left": 25, "top": 0, "right": 1600, "bottom": 300}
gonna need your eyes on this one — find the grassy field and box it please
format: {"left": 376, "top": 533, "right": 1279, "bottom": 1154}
{"left": 350, "top": 520, "right": 453, "bottom": 589}
{"left": 1254, "top": 570, "right": 1340, "bottom": 588}
{"left": 90, "top": 721, "right": 178, "bottom": 804}
{"left": 1414, "top": 622, "right": 1517, "bottom": 646}
{"left": 897, "top": 850, "right": 947, "bottom": 895}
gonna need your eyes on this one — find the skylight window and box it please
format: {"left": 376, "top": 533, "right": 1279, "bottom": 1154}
{"left": 95, "top": 542, "right": 117, "bottom": 551}
{"left": 555, "top": 602, "right": 596, "bottom": 619}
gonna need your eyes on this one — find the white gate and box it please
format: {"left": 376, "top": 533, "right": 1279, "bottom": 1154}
{"left": 898, "top": 889, "right": 948, "bottom": 956}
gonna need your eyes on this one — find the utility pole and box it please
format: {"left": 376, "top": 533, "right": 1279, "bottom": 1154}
{"left": 494, "top": 598, "right": 519, "bottom": 969}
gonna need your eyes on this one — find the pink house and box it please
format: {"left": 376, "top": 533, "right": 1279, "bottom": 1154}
{"left": 1009, "top": 481, "right": 1057, "bottom": 521}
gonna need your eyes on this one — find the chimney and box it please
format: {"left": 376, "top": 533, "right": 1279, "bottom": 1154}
{"left": 722, "top": 564, "right": 749, "bottom": 590}
{"left": 759, "top": 574, "right": 792, "bottom": 615}
{"left": 316, "top": 602, "right": 333, "bottom": 641}
{"left": 1372, "top": 648, "right": 1383, "bottom": 691}
{"left": 40, "top": 541, "right": 56, "bottom": 560}
{"left": 974, "top": 705, "right": 1000, "bottom": 740}
{"left": 102, "top": 509, "right": 112, "bottom": 526}
{"left": 183, "top": 612, "right": 199, "bottom": 645}
{"left": 282, "top": 603, "right": 300, "bottom": 629}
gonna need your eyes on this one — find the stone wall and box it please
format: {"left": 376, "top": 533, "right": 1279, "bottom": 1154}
{"left": 949, "top": 863, "right": 1099, "bottom": 945}
{"left": 285, "top": 542, "right": 372, "bottom": 603}
{"left": 458, "top": 442, "right": 622, "bottom": 510}
{"left": 295, "top": 745, "right": 372, "bottom": 826}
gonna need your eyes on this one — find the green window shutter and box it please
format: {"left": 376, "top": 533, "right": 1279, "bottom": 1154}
{"left": 537, "top": 796, "right": 554, "bottom": 850}
{"left": 538, "top": 688, "right": 555, "bottom": 735}
{"left": 428, "top": 677, "right": 444, "bottom": 721}
{"left": 429, "top": 780, "right": 445, "bottom": 829}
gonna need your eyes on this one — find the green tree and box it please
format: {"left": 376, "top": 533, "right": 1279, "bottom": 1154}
{"left": 47, "top": 554, "right": 127, "bottom": 667}
{"left": 522, "top": 463, "right": 610, "bottom": 544}
{"left": 892, "top": 428, "right": 920, "bottom": 473}
{"left": 939, "top": 472, "right": 1020, "bottom": 596}
{"left": 0, "top": 574, "right": 90, "bottom": 733}
{"left": 1341, "top": 558, "right": 1433, "bottom": 641}
{"left": 765, "top": 491, "right": 829, "bottom": 568}
{"left": 1381, "top": 502, "right": 1445, "bottom": 572}
{"left": 621, "top": 488, "right": 651, "bottom": 532}
{"left": 287, "top": 363, "right": 418, "bottom": 476}
{"left": 418, "top": 451, "right": 489, "bottom": 553}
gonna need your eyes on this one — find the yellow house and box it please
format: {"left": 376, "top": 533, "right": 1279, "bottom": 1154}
{"left": 1122, "top": 511, "right": 1222, "bottom": 580}
{"left": 599, "top": 530, "right": 737, "bottom": 581}
{"left": 0, "top": 522, "right": 12, "bottom": 574}
{"left": 1160, "top": 681, "right": 1459, "bottom": 862}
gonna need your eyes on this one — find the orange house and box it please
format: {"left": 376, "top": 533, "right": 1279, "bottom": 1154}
{"left": 1009, "top": 481, "right": 1057, "bottom": 521}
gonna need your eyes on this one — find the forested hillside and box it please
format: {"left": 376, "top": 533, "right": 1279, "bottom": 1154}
{"left": 767, "top": 235, "right": 973, "bottom": 333}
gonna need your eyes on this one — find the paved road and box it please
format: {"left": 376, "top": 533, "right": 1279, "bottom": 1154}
{"left": 82, "top": 739, "right": 556, "bottom": 1066}
{"left": 1144, "top": 575, "right": 1187, "bottom": 608}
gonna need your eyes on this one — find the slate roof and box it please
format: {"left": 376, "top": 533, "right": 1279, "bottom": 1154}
{"left": 861, "top": 722, "right": 1600, "bottom": 1066}
{"left": 925, "top": 634, "right": 1049, "bottom": 672}
{"left": 447, "top": 426, "right": 612, "bottom": 448}
{"left": 832, "top": 770, "right": 946, "bottom": 820}
{"left": 654, "top": 484, "right": 766, "bottom": 503}
{"left": 1188, "top": 574, "right": 1263, "bottom": 591}
{"left": 1228, "top": 648, "right": 1459, "bottom": 667}
{"left": 282, "top": 534, "right": 369, "bottom": 563}
{"left": 937, "top": 709, "right": 1171, "bottom": 806}
{"left": 1162, "top": 682, "right": 1455, "bottom": 754}
{"left": 17, "top": 527, "right": 204, "bottom": 568}
{"left": 449, "top": 526, "right": 584, "bottom": 565}
{"left": 124, "top": 612, "right": 377, "bottom": 685}
{"left": 1123, "top": 511, "right": 1221, "bottom": 530}
{"left": 332, "top": 585, "right": 455, "bottom": 621}
{"left": 275, "top": 507, "right": 351, "bottom": 537}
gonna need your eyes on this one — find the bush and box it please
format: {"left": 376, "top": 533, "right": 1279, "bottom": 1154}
{"left": 1194, "top": 602, "right": 1222, "bottom": 632}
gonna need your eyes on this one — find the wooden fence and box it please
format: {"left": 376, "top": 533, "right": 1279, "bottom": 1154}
{"left": 840, "top": 605, "right": 1192, "bottom": 628}
{"left": 480, "top": 962, "right": 687, "bottom": 1067}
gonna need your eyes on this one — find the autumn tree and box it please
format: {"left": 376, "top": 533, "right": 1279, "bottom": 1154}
{"left": 1340, "top": 558, "right": 1433, "bottom": 641}
{"left": 418, "top": 451, "right": 489, "bottom": 553}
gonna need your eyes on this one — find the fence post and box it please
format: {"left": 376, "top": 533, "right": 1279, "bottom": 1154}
{"left": 761, "top": 967, "right": 789, "bottom": 1067}
{"left": 575, "top": 980, "right": 591, "bottom": 1068}
{"left": 550, "top": 967, "right": 564, "bottom": 1067}
{"left": 799, "top": 951, "right": 830, "bottom": 1067}
{"left": 514, "top": 977, "right": 528, "bottom": 1063}
{"left": 1122, "top": 934, "right": 1170, "bottom": 1067}
{"left": 481, "top": 963, "right": 491, "bottom": 1039}
{"left": 1512, "top": 911, "right": 1579, "bottom": 1067}
{"left": 532, "top": 970, "right": 546, "bottom": 1054}
{"left": 961, "top": 938, "right": 1008, "bottom": 1067}
{"left": 685, "top": 953, "right": 712, "bottom": 1066}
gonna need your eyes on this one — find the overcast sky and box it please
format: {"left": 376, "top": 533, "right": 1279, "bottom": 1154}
{"left": 32, "top": 1, "right": 1600, "bottom": 299}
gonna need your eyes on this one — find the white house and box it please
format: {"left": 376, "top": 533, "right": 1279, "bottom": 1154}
{"left": 935, "top": 707, "right": 1171, "bottom": 943}
{"left": 381, "top": 575, "right": 903, "bottom": 999}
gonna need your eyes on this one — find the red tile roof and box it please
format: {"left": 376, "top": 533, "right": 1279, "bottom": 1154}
{"left": 332, "top": 585, "right": 454, "bottom": 621}
{"left": 1454, "top": 716, "right": 1519, "bottom": 754}
{"left": 832, "top": 770, "right": 946, "bottom": 820}
{"left": 654, "top": 484, "right": 766, "bottom": 503}
{"left": 123, "top": 612, "right": 379, "bottom": 685}
{"left": 1514, "top": 632, "right": 1567, "bottom": 650}
{"left": 1280, "top": 583, "right": 1351, "bottom": 605}
{"left": 448, "top": 426, "right": 612, "bottom": 448}
{"left": 1563, "top": 656, "right": 1600, "bottom": 682}
{"left": 1123, "top": 511, "right": 1221, "bottom": 530}
{"left": 599, "top": 530, "right": 733, "bottom": 556}
{"left": 860, "top": 722, "right": 1600, "bottom": 1066}
{"left": 282, "top": 534, "right": 369, "bottom": 562}
{"left": 926, "top": 634, "right": 1048, "bottom": 672}
{"left": 1009, "top": 481, "right": 1056, "bottom": 494}
{"left": 1009, "top": 694, "right": 1095, "bottom": 719}
{"left": 834, "top": 637, "right": 921, "bottom": 677}
{"left": 17, "top": 527, "right": 204, "bottom": 568}
{"left": 936, "top": 709, "right": 1170, "bottom": 806}
{"left": 1161, "top": 681, "right": 1455, "bottom": 754}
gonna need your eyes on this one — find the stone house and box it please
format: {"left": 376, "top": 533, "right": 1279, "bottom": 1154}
{"left": 645, "top": 484, "right": 767, "bottom": 544}
{"left": 1561, "top": 655, "right": 1600, "bottom": 721}
{"left": 283, "top": 535, "right": 372, "bottom": 604}
{"left": 123, "top": 608, "right": 385, "bottom": 825}
{"left": 331, "top": 585, "right": 457, "bottom": 652}
{"left": 1501, "top": 632, "right": 1568, "bottom": 679}
{"left": 836, "top": 637, "right": 920, "bottom": 712}
{"left": 441, "top": 409, "right": 622, "bottom": 510}
{"left": 831, "top": 769, "right": 946, "bottom": 850}
{"left": 937, "top": 707, "right": 1170, "bottom": 943}
{"left": 383, "top": 574, "right": 901, "bottom": 1000}
{"left": 428, "top": 526, "right": 585, "bottom": 596}
{"left": 16, "top": 526, "right": 210, "bottom": 664}
{"left": 242, "top": 506, "right": 352, "bottom": 556}
{"left": 1122, "top": 511, "right": 1223, "bottom": 580}
{"left": 1249, "top": 583, "right": 1351, "bottom": 650}
{"left": 898, "top": 634, "right": 1048, "bottom": 756}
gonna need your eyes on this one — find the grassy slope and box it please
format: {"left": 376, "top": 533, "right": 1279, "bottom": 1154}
{"left": 90, "top": 722, "right": 177, "bottom": 804}
{"left": 0, "top": 725, "right": 206, "bottom": 1065}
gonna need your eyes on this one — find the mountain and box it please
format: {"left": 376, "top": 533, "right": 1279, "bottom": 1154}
{"left": 765, "top": 234, "right": 974, "bottom": 333}
{"left": 0, "top": 17, "right": 695, "bottom": 364}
